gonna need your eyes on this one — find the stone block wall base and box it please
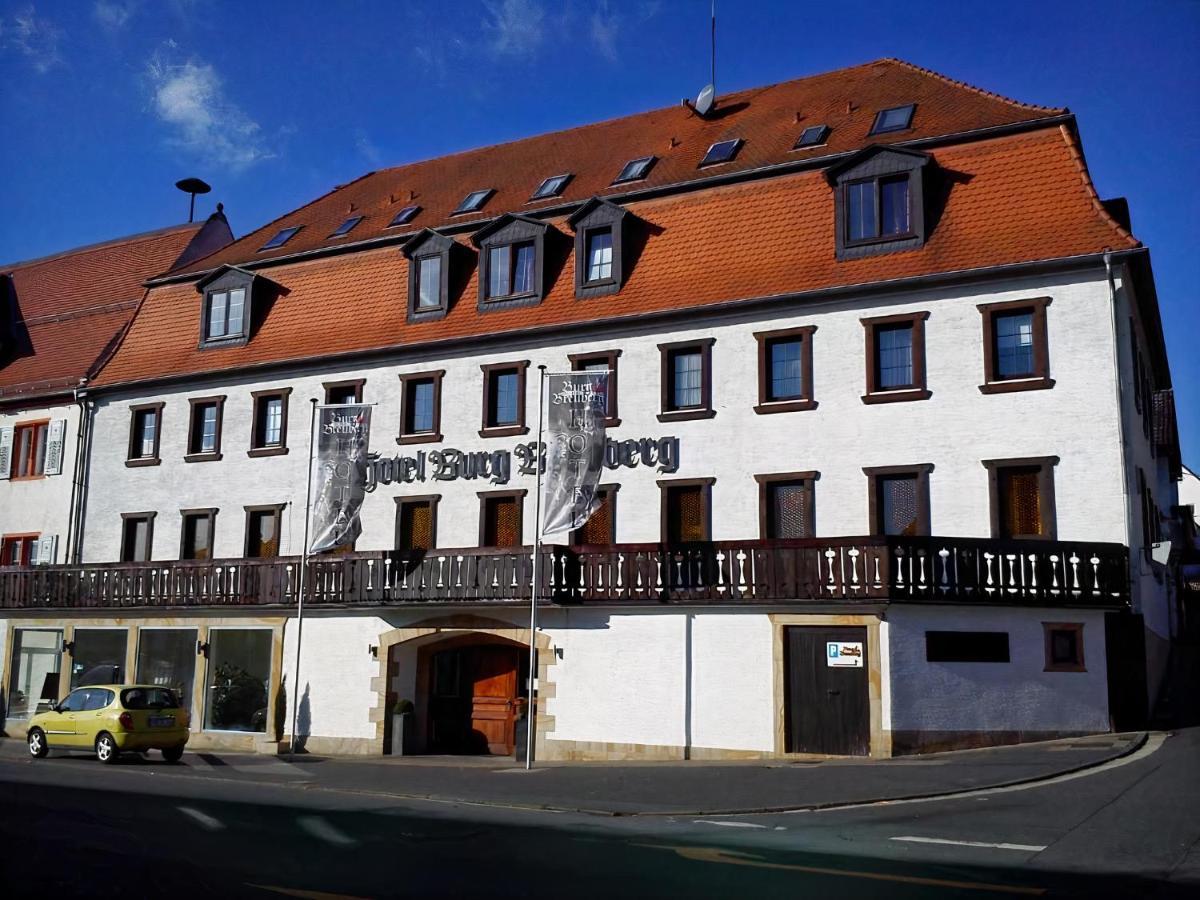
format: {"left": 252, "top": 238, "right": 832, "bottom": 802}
{"left": 281, "top": 734, "right": 379, "bottom": 756}
{"left": 540, "top": 738, "right": 780, "bottom": 762}
{"left": 890, "top": 729, "right": 1102, "bottom": 755}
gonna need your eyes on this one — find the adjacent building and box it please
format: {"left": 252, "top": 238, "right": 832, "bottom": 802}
{"left": 0, "top": 60, "right": 1184, "bottom": 760}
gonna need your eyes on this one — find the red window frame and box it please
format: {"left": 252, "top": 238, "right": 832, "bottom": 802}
{"left": 1, "top": 533, "right": 39, "bottom": 567}
{"left": 11, "top": 420, "right": 49, "bottom": 480}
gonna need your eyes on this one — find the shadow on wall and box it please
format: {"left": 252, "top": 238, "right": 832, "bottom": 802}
{"left": 296, "top": 682, "right": 312, "bottom": 752}
{"left": 274, "top": 676, "right": 288, "bottom": 742}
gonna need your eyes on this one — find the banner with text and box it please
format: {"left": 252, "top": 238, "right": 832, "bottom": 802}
{"left": 308, "top": 404, "right": 373, "bottom": 554}
{"left": 541, "top": 371, "right": 609, "bottom": 539}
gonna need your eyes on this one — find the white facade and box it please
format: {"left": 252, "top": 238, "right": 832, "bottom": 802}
{"left": 0, "top": 399, "right": 80, "bottom": 564}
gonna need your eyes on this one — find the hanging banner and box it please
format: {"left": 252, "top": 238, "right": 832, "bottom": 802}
{"left": 308, "top": 404, "right": 373, "bottom": 554}
{"left": 541, "top": 371, "right": 610, "bottom": 539}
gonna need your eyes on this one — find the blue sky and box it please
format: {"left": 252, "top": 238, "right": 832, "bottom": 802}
{"left": 1, "top": 0, "right": 1196, "bottom": 466}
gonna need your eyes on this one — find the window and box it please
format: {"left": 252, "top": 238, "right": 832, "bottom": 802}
{"left": 329, "top": 216, "right": 363, "bottom": 237}
{"left": 120, "top": 513, "right": 155, "bottom": 562}
{"left": 417, "top": 255, "right": 442, "bottom": 308}
{"left": 180, "top": 509, "right": 217, "bottom": 560}
{"left": 479, "top": 491, "right": 526, "bottom": 547}
{"left": 453, "top": 189, "right": 493, "bottom": 215}
{"left": 829, "top": 146, "right": 931, "bottom": 259}
{"left": 861, "top": 312, "right": 930, "bottom": 403}
{"left": 323, "top": 380, "right": 364, "bottom": 405}
{"left": 2, "top": 534, "right": 38, "bottom": 566}
{"left": 984, "top": 457, "right": 1058, "bottom": 540}
{"left": 978, "top": 298, "right": 1053, "bottom": 393}
{"left": 398, "top": 370, "right": 444, "bottom": 443}
{"left": 203, "top": 629, "right": 272, "bottom": 732}
{"left": 1044, "top": 623, "right": 1085, "bottom": 672}
{"left": 126, "top": 404, "right": 163, "bottom": 466}
{"left": 480, "top": 362, "right": 529, "bottom": 437}
{"left": 5, "top": 628, "right": 61, "bottom": 720}
{"left": 794, "top": 124, "right": 830, "bottom": 149}
{"left": 847, "top": 176, "right": 911, "bottom": 243}
{"left": 250, "top": 389, "right": 291, "bottom": 456}
{"left": 569, "top": 350, "right": 620, "bottom": 426}
{"left": 244, "top": 506, "right": 284, "bottom": 558}
{"left": 699, "top": 139, "right": 742, "bottom": 167}
{"left": 395, "top": 496, "right": 439, "bottom": 551}
{"left": 755, "top": 473, "right": 816, "bottom": 539}
{"left": 870, "top": 104, "right": 915, "bottom": 135}
{"left": 136, "top": 628, "right": 198, "bottom": 713}
{"left": 69, "top": 628, "right": 128, "bottom": 689}
{"left": 926, "top": 631, "right": 1010, "bottom": 663}
{"left": 585, "top": 229, "right": 613, "bottom": 283}
{"left": 658, "top": 338, "right": 715, "bottom": 421}
{"left": 403, "top": 229, "right": 457, "bottom": 320}
{"left": 260, "top": 226, "right": 302, "bottom": 250}
{"left": 487, "top": 242, "right": 536, "bottom": 298}
{"left": 1139, "top": 469, "right": 1162, "bottom": 561}
{"left": 186, "top": 397, "right": 224, "bottom": 460}
{"left": 569, "top": 198, "right": 631, "bottom": 298}
{"left": 473, "top": 215, "right": 550, "bottom": 308}
{"left": 660, "top": 479, "right": 713, "bottom": 543}
{"left": 10, "top": 421, "right": 48, "bottom": 478}
{"left": 613, "top": 155, "right": 656, "bottom": 184}
{"left": 572, "top": 485, "right": 617, "bottom": 545}
{"left": 197, "top": 267, "right": 256, "bottom": 346}
{"left": 864, "top": 465, "right": 932, "bottom": 536}
{"left": 755, "top": 327, "right": 816, "bottom": 413}
{"left": 388, "top": 205, "right": 421, "bottom": 227}
{"left": 530, "top": 174, "right": 571, "bottom": 200}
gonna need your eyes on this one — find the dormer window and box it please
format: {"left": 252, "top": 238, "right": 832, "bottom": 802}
{"left": 794, "top": 124, "right": 830, "bottom": 149}
{"left": 196, "top": 266, "right": 260, "bottom": 348}
{"left": 329, "top": 216, "right": 363, "bottom": 237}
{"left": 847, "top": 176, "right": 910, "bottom": 243}
{"left": 870, "top": 104, "right": 915, "bottom": 135}
{"left": 827, "top": 146, "right": 932, "bottom": 260}
{"left": 388, "top": 205, "right": 420, "bottom": 227}
{"left": 402, "top": 229, "right": 459, "bottom": 322}
{"left": 260, "top": 226, "right": 301, "bottom": 250}
{"left": 699, "top": 139, "right": 742, "bottom": 167}
{"left": 568, "top": 197, "right": 634, "bottom": 299}
{"left": 205, "top": 287, "right": 245, "bottom": 340}
{"left": 487, "top": 243, "right": 535, "bottom": 298}
{"left": 530, "top": 174, "right": 571, "bottom": 201}
{"left": 472, "top": 215, "right": 552, "bottom": 310}
{"left": 453, "top": 189, "right": 494, "bottom": 216}
{"left": 613, "top": 155, "right": 656, "bottom": 184}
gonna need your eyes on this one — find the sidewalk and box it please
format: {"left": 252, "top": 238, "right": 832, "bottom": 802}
{"left": 1, "top": 731, "right": 1148, "bottom": 815}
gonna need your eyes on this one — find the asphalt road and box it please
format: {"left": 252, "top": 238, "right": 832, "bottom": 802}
{"left": 1, "top": 729, "right": 1197, "bottom": 899}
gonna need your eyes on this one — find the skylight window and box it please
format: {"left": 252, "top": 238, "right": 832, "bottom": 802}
{"left": 329, "top": 216, "right": 364, "bottom": 237}
{"left": 870, "top": 104, "right": 915, "bottom": 135}
{"left": 699, "top": 139, "right": 742, "bottom": 167}
{"left": 260, "top": 226, "right": 302, "bottom": 251}
{"left": 452, "top": 189, "right": 494, "bottom": 215}
{"left": 530, "top": 174, "right": 571, "bottom": 201}
{"left": 794, "top": 124, "right": 830, "bottom": 149}
{"left": 388, "top": 205, "right": 421, "bottom": 227}
{"left": 613, "top": 155, "right": 656, "bottom": 184}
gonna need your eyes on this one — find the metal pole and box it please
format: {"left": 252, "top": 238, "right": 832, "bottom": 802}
{"left": 525, "top": 365, "right": 547, "bottom": 770}
{"left": 289, "top": 398, "right": 319, "bottom": 756}
{"left": 710, "top": 0, "right": 716, "bottom": 93}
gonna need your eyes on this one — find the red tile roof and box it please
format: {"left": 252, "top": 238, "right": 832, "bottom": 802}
{"left": 171, "top": 58, "right": 1067, "bottom": 276}
{"left": 1, "top": 223, "right": 215, "bottom": 401}
{"left": 94, "top": 123, "right": 1138, "bottom": 389}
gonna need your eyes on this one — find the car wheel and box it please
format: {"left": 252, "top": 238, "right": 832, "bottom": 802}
{"left": 27, "top": 728, "right": 48, "bottom": 759}
{"left": 95, "top": 733, "right": 119, "bottom": 765}
{"left": 161, "top": 746, "right": 184, "bottom": 763}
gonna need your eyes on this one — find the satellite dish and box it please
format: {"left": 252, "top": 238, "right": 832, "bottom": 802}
{"left": 175, "top": 177, "right": 212, "bottom": 223}
{"left": 694, "top": 83, "right": 715, "bottom": 117}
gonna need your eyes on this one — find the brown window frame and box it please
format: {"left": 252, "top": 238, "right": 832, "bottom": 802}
{"left": 323, "top": 379, "right": 365, "bottom": 405}
{"left": 568, "top": 350, "right": 621, "bottom": 427}
{"left": 977, "top": 297, "right": 1054, "bottom": 394}
{"left": 185, "top": 396, "right": 225, "bottom": 462}
{"left": 125, "top": 403, "right": 164, "bottom": 467}
{"left": 479, "top": 361, "right": 530, "bottom": 438}
{"left": 119, "top": 512, "right": 156, "bottom": 562}
{"left": 394, "top": 495, "right": 440, "bottom": 552}
{"left": 243, "top": 504, "right": 287, "bottom": 558}
{"left": 658, "top": 477, "right": 715, "bottom": 544}
{"left": 571, "top": 484, "right": 620, "bottom": 545}
{"left": 863, "top": 464, "right": 933, "bottom": 536}
{"left": 658, "top": 338, "right": 716, "bottom": 422}
{"left": 477, "top": 489, "right": 528, "bottom": 548}
{"left": 754, "top": 471, "right": 818, "bottom": 539}
{"left": 861, "top": 312, "right": 930, "bottom": 404}
{"left": 397, "top": 370, "right": 445, "bottom": 445}
{"left": 1, "top": 533, "right": 40, "bottom": 567}
{"left": 754, "top": 326, "right": 817, "bottom": 414}
{"left": 179, "top": 508, "right": 218, "bottom": 560}
{"left": 1043, "top": 622, "right": 1086, "bottom": 672}
{"left": 249, "top": 389, "right": 292, "bottom": 457}
{"left": 10, "top": 419, "right": 50, "bottom": 480}
{"left": 982, "top": 456, "right": 1059, "bottom": 541}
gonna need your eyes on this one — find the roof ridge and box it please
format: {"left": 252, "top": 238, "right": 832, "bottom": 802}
{"left": 1056, "top": 123, "right": 1140, "bottom": 248}
{"left": 2, "top": 221, "right": 202, "bottom": 273}
{"left": 21, "top": 298, "right": 141, "bottom": 328}
{"left": 879, "top": 58, "right": 1065, "bottom": 114}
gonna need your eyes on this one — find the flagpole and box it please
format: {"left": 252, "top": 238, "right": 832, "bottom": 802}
{"left": 290, "top": 398, "right": 318, "bottom": 756}
{"left": 525, "top": 365, "right": 547, "bottom": 770}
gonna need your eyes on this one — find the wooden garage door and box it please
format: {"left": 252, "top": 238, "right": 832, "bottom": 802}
{"left": 784, "top": 626, "right": 870, "bottom": 756}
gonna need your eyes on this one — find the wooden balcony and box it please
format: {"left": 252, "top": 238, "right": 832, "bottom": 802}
{"left": 0, "top": 536, "right": 1130, "bottom": 612}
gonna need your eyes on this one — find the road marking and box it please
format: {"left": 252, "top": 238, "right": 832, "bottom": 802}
{"left": 638, "top": 844, "right": 1046, "bottom": 895}
{"left": 298, "top": 815, "right": 358, "bottom": 847}
{"left": 891, "top": 836, "right": 1047, "bottom": 852}
{"left": 693, "top": 820, "right": 768, "bottom": 829}
{"left": 177, "top": 806, "right": 224, "bottom": 831}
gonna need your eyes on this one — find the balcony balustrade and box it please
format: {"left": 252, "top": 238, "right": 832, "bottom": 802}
{"left": 0, "top": 536, "right": 1130, "bottom": 611}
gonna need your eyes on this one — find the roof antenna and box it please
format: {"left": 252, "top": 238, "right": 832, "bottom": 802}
{"left": 710, "top": 0, "right": 716, "bottom": 96}
{"left": 684, "top": 2, "right": 717, "bottom": 118}
{"left": 175, "top": 177, "right": 211, "bottom": 223}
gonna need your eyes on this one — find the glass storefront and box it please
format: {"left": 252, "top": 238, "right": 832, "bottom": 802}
{"left": 70, "top": 628, "right": 128, "bottom": 689}
{"left": 6, "top": 629, "right": 62, "bottom": 720}
{"left": 135, "top": 628, "right": 198, "bottom": 713}
{"left": 203, "top": 629, "right": 271, "bottom": 732}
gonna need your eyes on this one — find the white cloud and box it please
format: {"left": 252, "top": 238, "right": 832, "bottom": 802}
{"left": 1, "top": 5, "right": 63, "bottom": 73}
{"left": 483, "top": 0, "right": 544, "bottom": 58}
{"left": 355, "top": 129, "right": 383, "bottom": 167}
{"left": 93, "top": 0, "right": 140, "bottom": 31}
{"left": 590, "top": 0, "right": 619, "bottom": 62}
{"left": 145, "top": 45, "right": 275, "bottom": 171}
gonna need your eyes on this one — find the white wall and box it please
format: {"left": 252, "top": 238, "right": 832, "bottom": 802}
{"left": 0, "top": 401, "right": 80, "bottom": 561}
{"left": 887, "top": 605, "right": 1110, "bottom": 733}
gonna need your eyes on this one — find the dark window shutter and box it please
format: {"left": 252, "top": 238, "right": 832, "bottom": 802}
{"left": 1000, "top": 467, "right": 1043, "bottom": 537}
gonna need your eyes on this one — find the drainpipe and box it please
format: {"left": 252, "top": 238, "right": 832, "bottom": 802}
{"left": 66, "top": 388, "right": 95, "bottom": 564}
{"left": 1104, "top": 251, "right": 1136, "bottom": 603}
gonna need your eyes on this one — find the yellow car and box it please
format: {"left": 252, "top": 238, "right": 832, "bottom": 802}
{"left": 26, "top": 684, "right": 189, "bottom": 764}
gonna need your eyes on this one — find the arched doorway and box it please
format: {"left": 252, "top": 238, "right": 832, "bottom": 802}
{"left": 425, "top": 637, "right": 529, "bottom": 755}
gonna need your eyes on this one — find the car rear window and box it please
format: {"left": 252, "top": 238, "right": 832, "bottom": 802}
{"left": 121, "top": 688, "right": 180, "bottom": 710}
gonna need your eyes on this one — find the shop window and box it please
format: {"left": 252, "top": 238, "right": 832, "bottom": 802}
{"left": 1044, "top": 623, "right": 1085, "bottom": 672}
{"left": 479, "top": 491, "right": 526, "bottom": 547}
{"left": 5, "top": 628, "right": 62, "bottom": 720}
{"left": 395, "top": 496, "right": 439, "bottom": 551}
{"left": 120, "top": 513, "right": 155, "bottom": 562}
{"left": 660, "top": 479, "right": 713, "bottom": 543}
{"left": 203, "top": 629, "right": 272, "bottom": 733}
{"left": 136, "top": 628, "right": 198, "bottom": 714}
{"left": 69, "top": 628, "right": 128, "bottom": 689}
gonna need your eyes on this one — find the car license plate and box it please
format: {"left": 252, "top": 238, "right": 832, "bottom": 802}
{"left": 148, "top": 716, "right": 175, "bottom": 727}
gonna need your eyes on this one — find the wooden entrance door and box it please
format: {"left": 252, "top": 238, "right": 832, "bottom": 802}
{"left": 784, "top": 626, "right": 870, "bottom": 756}
{"left": 428, "top": 644, "right": 522, "bottom": 755}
